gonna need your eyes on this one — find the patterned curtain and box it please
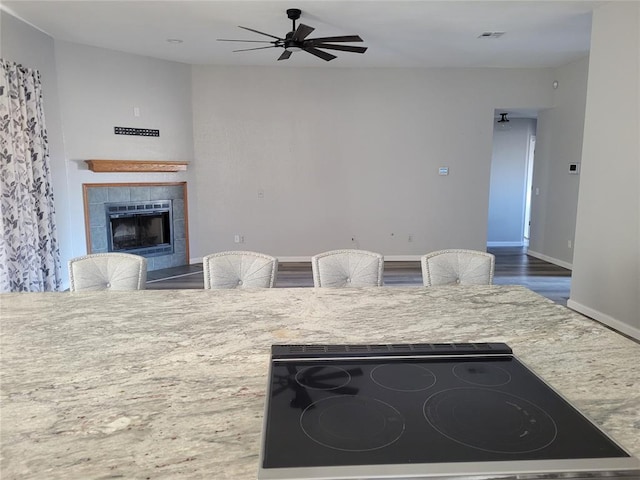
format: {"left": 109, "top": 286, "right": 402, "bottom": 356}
{"left": 0, "top": 59, "right": 61, "bottom": 292}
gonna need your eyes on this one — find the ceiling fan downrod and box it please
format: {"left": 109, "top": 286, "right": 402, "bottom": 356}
{"left": 287, "top": 8, "right": 302, "bottom": 32}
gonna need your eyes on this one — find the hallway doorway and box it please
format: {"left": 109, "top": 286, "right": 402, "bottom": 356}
{"left": 487, "top": 111, "right": 538, "bottom": 248}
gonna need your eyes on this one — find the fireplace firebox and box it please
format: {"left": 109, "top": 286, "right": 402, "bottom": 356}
{"left": 105, "top": 201, "right": 173, "bottom": 257}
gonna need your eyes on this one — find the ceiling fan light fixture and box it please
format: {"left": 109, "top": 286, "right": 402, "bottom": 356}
{"left": 498, "top": 113, "right": 510, "bottom": 123}
{"left": 284, "top": 32, "right": 302, "bottom": 51}
{"left": 496, "top": 112, "right": 512, "bottom": 131}
{"left": 478, "top": 31, "right": 506, "bottom": 39}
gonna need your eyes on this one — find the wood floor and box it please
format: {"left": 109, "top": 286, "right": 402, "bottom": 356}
{"left": 146, "top": 247, "right": 572, "bottom": 305}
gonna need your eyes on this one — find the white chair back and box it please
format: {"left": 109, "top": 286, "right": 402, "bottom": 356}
{"left": 68, "top": 253, "right": 147, "bottom": 291}
{"left": 421, "top": 249, "right": 495, "bottom": 286}
{"left": 311, "top": 249, "right": 384, "bottom": 287}
{"left": 203, "top": 251, "right": 278, "bottom": 289}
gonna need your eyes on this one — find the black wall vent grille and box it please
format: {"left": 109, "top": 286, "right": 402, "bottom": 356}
{"left": 114, "top": 126, "right": 160, "bottom": 137}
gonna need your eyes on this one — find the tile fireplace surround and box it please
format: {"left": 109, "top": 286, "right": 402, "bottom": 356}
{"left": 83, "top": 182, "right": 188, "bottom": 271}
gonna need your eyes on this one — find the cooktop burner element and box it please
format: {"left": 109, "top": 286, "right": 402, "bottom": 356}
{"left": 423, "top": 387, "right": 557, "bottom": 454}
{"left": 301, "top": 395, "right": 405, "bottom": 452}
{"left": 259, "top": 343, "right": 640, "bottom": 480}
{"left": 371, "top": 363, "right": 437, "bottom": 391}
{"left": 452, "top": 362, "right": 511, "bottom": 386}
{"left": 295, "top": 365, "right": 352, "bottom": 390}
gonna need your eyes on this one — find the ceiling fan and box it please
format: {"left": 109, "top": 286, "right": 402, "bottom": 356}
{"left": 217, "top": 8, "right": 368, "bottom": 62}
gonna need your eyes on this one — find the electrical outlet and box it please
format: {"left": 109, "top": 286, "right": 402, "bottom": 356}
{"left": 234, "top": 234, "right": 241, "bottom": 243}
{"left": 568, "top": 240, "right": 572, "bottom": 249}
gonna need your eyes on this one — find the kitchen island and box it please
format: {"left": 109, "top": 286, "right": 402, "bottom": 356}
{"left": 1, "top": 286, "right": 639, "bottom": 479}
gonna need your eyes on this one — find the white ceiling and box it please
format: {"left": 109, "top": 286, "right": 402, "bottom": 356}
{"left": 2, "top": 0, "right": 602, "bottom": 69}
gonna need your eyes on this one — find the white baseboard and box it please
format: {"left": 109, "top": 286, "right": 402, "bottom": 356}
{"left": 487, "top": 241, "right": 525, "bottom": 247}
{"left": 190, "top": 255, "right": 423, "bottom": 263}
{"left": 567, "top": 299, "right": 640, "bottom": 341}
{"left": 274, "top": 256, "right": 312, "bottom": 262}
{"left": 526, "top": 250, "right": 573, "bottom": 270}
{"left": 193, "top": 252, "right": 572, "bottom": 268}
{"left": 383, "top": 255, "right": 423, "bottom": 262}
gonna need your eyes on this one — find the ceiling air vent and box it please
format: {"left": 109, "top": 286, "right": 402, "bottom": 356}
{"left": 478, "top": 31, "right": 506, "bottom": 39}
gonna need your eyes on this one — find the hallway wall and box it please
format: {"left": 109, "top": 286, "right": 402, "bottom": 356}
{"left": 569, "top": 2, "right": 640, "bottom": 339}
{"left": 528, "top": 57, "right": 589, "bottom": 269}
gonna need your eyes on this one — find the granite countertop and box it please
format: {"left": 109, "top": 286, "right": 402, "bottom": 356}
{"left": 1, "top": 286, "right": 639, "bottom": 479}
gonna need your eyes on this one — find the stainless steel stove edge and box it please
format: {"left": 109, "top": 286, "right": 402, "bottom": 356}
{"left": 257, "top": 457, "right": 640, "bottom": 480}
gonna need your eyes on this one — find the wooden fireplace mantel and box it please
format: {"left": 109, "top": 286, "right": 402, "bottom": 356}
{"left": 85, "top": 159, "right": 188, "bottom": 173}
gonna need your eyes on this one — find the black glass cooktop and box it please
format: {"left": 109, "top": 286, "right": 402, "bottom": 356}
{"left": 261, "top": 343, "right": 630, "bottom": 470}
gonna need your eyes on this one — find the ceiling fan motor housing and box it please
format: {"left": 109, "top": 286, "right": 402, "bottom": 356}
{"left": 284, "top": 31, "right": 302, "bottom": 51}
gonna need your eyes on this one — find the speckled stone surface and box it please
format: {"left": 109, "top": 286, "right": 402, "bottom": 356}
{"left": 1, "top": 286, "right": 639, "bottom": 479}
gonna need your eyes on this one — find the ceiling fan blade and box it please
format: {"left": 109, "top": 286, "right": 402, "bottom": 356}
{"left": 217, "top": 39, "right": 274, "bottom": 43}
{"left": 302, "top": 46, "right": 337, "bottom": 62}
{"left": 278, "top": 50, "right": 292, "bottom": 61}
{"left": 305, "top": 35, "right": 363, "bottom": 44}
{"left": 238, "top": 26, "right": 283, "bottom": 40}
{"left": 292, "top": 23, "right": 315, "bottom": 41}
{"left": 233, "top": 45, "right": 279, "bottom": 52}
{"left": 311, "top": 43, "right": 367, "bottom": 54}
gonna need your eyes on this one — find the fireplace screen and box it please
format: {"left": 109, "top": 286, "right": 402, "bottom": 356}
{"left": 105, "top": 201, "right": 173, "bottom": 257}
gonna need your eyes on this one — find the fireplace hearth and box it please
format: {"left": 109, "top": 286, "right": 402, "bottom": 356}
{"left": 106, "top": 201, "right": 173, "bottom": 257}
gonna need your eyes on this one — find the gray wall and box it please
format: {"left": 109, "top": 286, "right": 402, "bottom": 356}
{"left": 488, "top": 118, "right": 537, "bottom": 246}
{"left": 529, "top": 57, "right": 589, "bottom": 268}
{"left": 190, "top": 66, "right": 554, "bottom": 261}
{"left": 568, "top": 2, "right": 640, "bottom": 339}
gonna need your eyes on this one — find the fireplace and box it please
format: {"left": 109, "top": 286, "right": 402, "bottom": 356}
{"left": 84, "top": 182, "right": 188, "bottom": 271}
{"left": 105, "top": 201, "right": 173, "bottom": 257}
